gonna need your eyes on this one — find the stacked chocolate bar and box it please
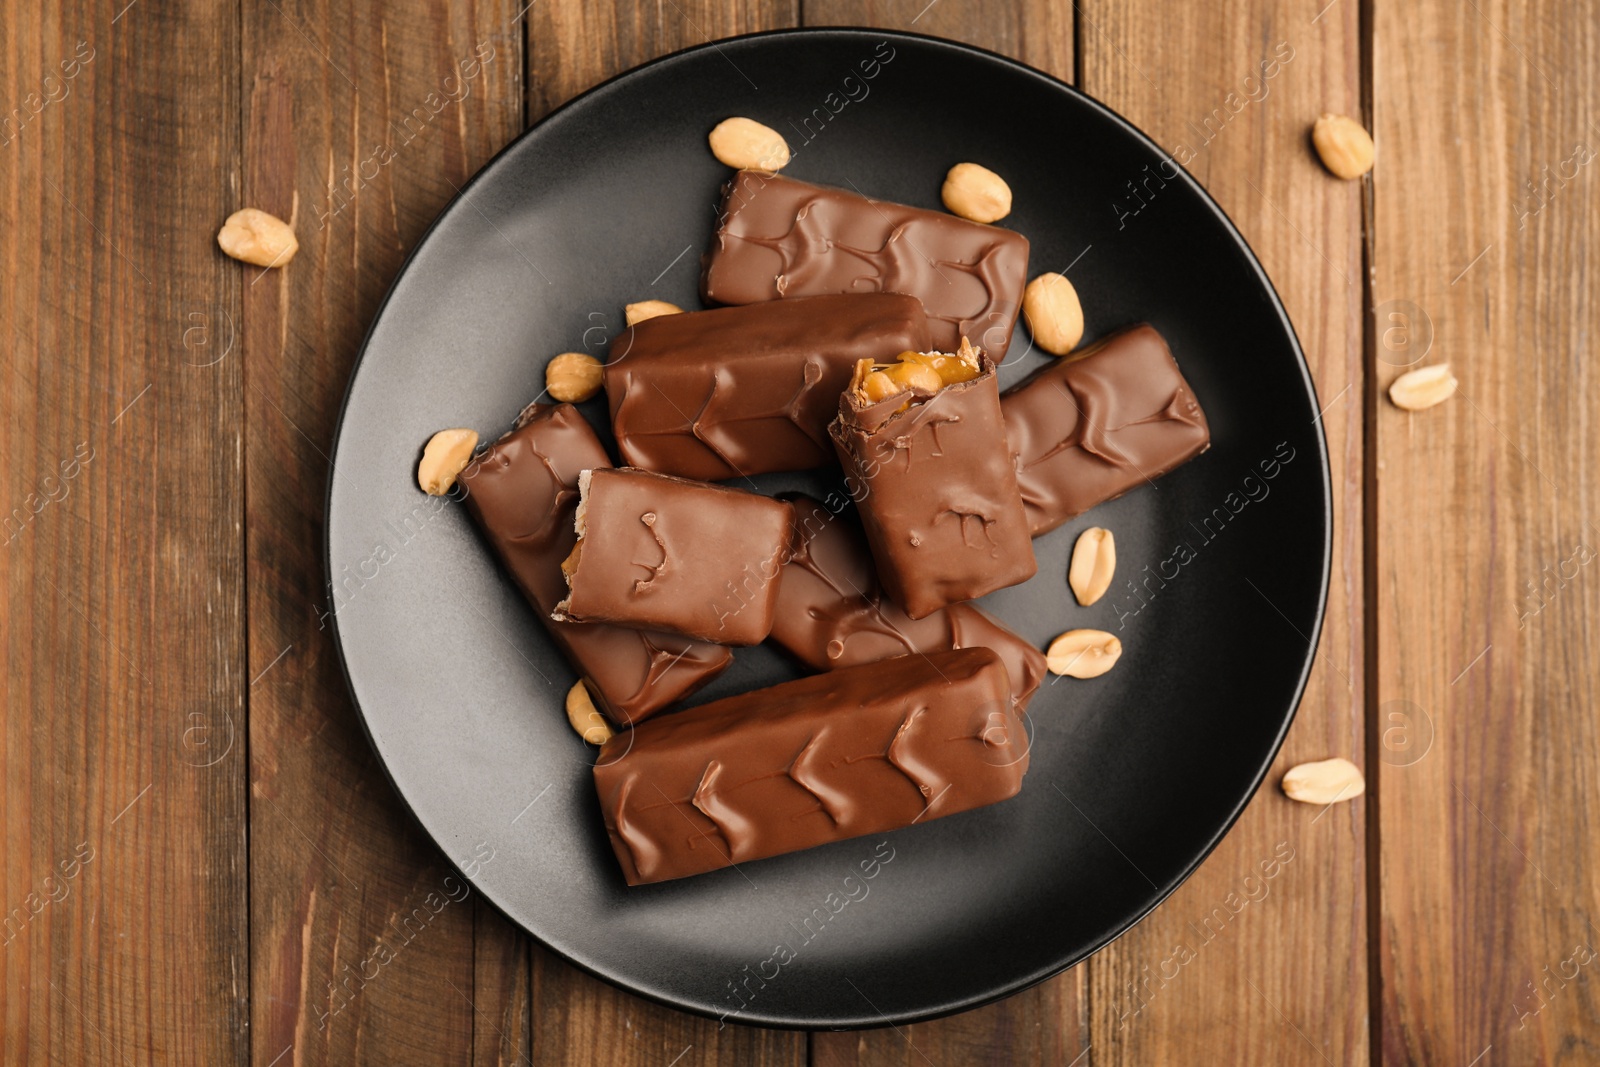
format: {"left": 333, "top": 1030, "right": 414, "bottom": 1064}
{"left": 453, "top": 171, "right": 1210, "bottom": 885}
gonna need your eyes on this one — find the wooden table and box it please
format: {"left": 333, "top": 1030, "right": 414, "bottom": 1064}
{"left": 3, "top": 0, "right": 1595, "bottom": 1062}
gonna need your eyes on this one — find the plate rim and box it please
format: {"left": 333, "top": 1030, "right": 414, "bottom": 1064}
{"left": 323, "top": 25, "right": 1333, "bottom": 1030}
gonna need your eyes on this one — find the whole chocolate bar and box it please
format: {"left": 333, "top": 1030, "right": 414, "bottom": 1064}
{"left": 605, "top": 293, "right": 930, "bottom": 481}
{"left": 554, "top": 468, "right": 794, "bottom": 645}
{"left": 1002, "top": 324, "right": 1211, "bottom": 536}
{"left": 830, "top": 349, "right": 1037, "bottom": 619}
{"left": 593, "top": 647, "right": 1027, "bottom": 885}
{"left": 702, "top": 171, "right": 1030, "bottom": 352}
{"left": 458, "top": 405, "right": 731, "bottom": 727}
{"left": 771, "top": 495, "right": 1047, "bottom": 712}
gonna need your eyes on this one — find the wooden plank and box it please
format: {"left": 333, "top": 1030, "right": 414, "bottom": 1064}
{"left": 801, "top": 0, "right": 1072, "bottom": 77}
{"left": 241, "top": 2, "right": 525, "bottom": 1064}
{"left": 520, "top": 3, "right": 805, "bottom": 1064}
{"left": 1073, "top": 1, "right": 1369, "bottom": 1063}
{"left": 1372, "top": 1, "right": 1600, "bottom": 1062}
{"left": 473, "top": 901, "right": 532, "bottom": 1067}
{"left": 528, "top": 0, "right": 798, "bottom": 121}
{"left": 794, "top": 2, "right": 1084, "bottom": 1064}
{"left": 808, "top": 978, "right": 1088, "bottom": 1067}
{"left": 0, "top": 0, "right": 247, "bottom": 1063}
{"left": 530, "top": 952, "right": 807, "bottom": 1067}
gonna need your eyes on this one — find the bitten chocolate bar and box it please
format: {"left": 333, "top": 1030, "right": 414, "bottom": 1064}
{"left": 554, "top": 468, "right": 794, "bottom": 646}
{"left": 702, "top": 171, "right": 1031, "bottom": 352}
{"left": 771, "top": 495, "right": 1047, "bottom": 712}
{"left": 593, "top": 647, "right": 1027, "bottom": 885}
{"left": 458, "top": 404, "right": 731, "bottom": 727}
{"left": 830, "top": 346, "right": 1036, "bottom": 620}
{"left": 605, "top": 293, "right": 930, "bottom": 481}
{"left": 1001, "top": 324, "right": 1211, "bottom": 536}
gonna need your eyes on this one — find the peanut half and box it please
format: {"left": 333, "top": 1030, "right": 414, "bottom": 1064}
{"left": 1281, "top": 757, "right": 1365, "bottom": 805}
{"left": 217, "top": 208, "right": 299, "bottom": 268}
{"left": 1046, "top": 629, "right": 1122, "bottom": 679}
{"left": 565, "top": 680, "right": 613, "bottom": 745}
{"left": 941, "top": 162, "right": 1012, "bottom": 223}
{"left": 417, "top": 428, "right": 478, "bottom": 495}
{"left": 624, "top": 299, "right": 684, "bottom": 327}
{"left": 1022, "top": 272, "right": 1084, "bottom": 356}
{"left": 707, "top": 117, "right": 791, "bottom": 172}
{"left": 1068, "top": 527, "right": 1117, "bottom": 606}
{"left": 860, "top": 360, "right": 941, "bottom": 402}
{"left": 1388, "top": 363, "right": 1458, "bottom": 411}
{"left": 1312, "top": 114, "right": 1375, "bottom": 180}
{"left": 545, "top": 352, "right": 604, "bottom": 403}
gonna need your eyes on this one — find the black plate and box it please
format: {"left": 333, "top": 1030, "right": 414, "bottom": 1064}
{"left": 326, "top": 29, "right": 1329, "bottom": 1029}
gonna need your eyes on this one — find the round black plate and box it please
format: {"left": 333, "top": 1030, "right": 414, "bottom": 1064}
{"left": 327, "top": 29, "right": 1329, "bottom": 1029}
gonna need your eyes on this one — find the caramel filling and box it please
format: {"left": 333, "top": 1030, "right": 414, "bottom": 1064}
{"left": 850, "top": 337, "right": 982, "bottom": 406}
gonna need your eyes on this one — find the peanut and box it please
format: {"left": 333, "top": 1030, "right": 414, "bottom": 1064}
{"left": 1023, "top": 272, "right": 1084, "bottom": 356}
{"left": 565, "top": 680, "right": 613, "bottom": 745}
{"left": 417, "top": 428, "right": 478, "bottom": 495}
{"left": 707, "top": 117, "right": 791, "bottom": 172}
{"left": 1068, "top": 526, "right": 1116, "bottom": 606}
{"left": 217, "top": 208, "right": 299, "bottom": 268}
{"left": 903, "top": 350, "right": 979, "bottom": 386}
{"left": 1281, "top": 758, "right": 1365, "bottom": 805}
{"left": 941, "top": 162, "right": 1012, "bottom": 223}
{"left": 860, "top": 370, "right": 903, "bottom": 403}
{"left": 1388, "top": 364, "right": 1457, "bottom": 411}
{"left": 545, "top": 352, "right": 604, "bottom": 403}
{"left": 1312, "top": 114, "right": 1375, "bottom": 180}
{"left": 1046, "top": 629, "right": 1122, "bottom": 678}
{"left": 884, "top": 360, "right": 942, "bottom": 394}
{"left": 624, "top": 299, "right": 684, "bottom": 327}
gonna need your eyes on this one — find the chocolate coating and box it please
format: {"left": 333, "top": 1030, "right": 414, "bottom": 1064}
{"left": 771, "top": 495, "right": 1047, "bottom": 712}
{"left": 702, "top": 171, "right": 1030, "bottom": 352}
{"left": 555, "top": 468, "right": 794, "bottom": 646}
{"left": 830, "top": 354, "right": 1037, "bottom": 620}
{"left": 593, "top": 647, "right": 1026, "bottom": 885}
{"left": 457, "top": 405, "right": 731, "bottom": 727}
{"left": 1002, "top": 324, "right": 1211, "bottom": 536}
{"left": 605, "top": 293, "right": 930, "bottom": 481}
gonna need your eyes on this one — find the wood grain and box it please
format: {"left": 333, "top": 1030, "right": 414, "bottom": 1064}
{"left": 528, "top": 0, "right": 798, "bottom": 122}
{"left": 520, "top": 3, "right": 805, "bottom": 1063}
{"left": 1371, "top": 0, "right": 1600, "bottom": 1062}
{"left": 473, "top": 901, "right": 533, "bottom": 1067}
{"left": 801, "top": 0, "right": 1072, "bottom": 77}
{"left": 1075, "top": 0, "right": 1369, "bottom": 1063}
{"left": 241, "top": 1, "right": 524, "bottom": 1064}
{"left": 791, "top": 3, "right": 1083, "bottom": 1064}
{"left": 0, "top": 0, "right": 248, "bottom": 1063}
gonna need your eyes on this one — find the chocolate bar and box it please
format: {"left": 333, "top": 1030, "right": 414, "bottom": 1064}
{"left": 458, "top": 404, "right": 731, "bottom": 727}
{"left": 605, "top": 293, "right": 931, "bottom": 481}
{"left": 771, "top": 495, "right": 1047, "bottom": 712}
{"left": 702, "top": 171, "right": 1030, "bottom": 352}
{"left": 1002, "top": 324, "right": 1211, "bottom": 536}
{"left": 593, "top": 647, "right": 1027, "bottom": 885}
{"left": 554, "top": 468, "right": 794, "bottom": 645}
{"left": 830, "top": 345, "right": 1037, "bottom": 619}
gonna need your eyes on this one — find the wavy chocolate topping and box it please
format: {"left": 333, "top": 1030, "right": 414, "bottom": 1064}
{"left": 1001, "top": 324, "right": 1211, "bottom": 536}
{"left": 771, "top": 494, "right": 1046, "bottom": 712}
{"left": 554, "top": 467, "right": 794, "bottom": 646}
{"left": 457, "top": 405, "right": 731, "bottom": 727}
{"left": 702, "top": 171, "right": 1030, "bottom": 352}
{"left": 593, "top": 647, "right": 1027, "bottom": 885}
{"left": 605, "top": 293, "right": 930, "bottom": 482}
{"left": 829, "top": 351, "right": 1036, "bottom": 619}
